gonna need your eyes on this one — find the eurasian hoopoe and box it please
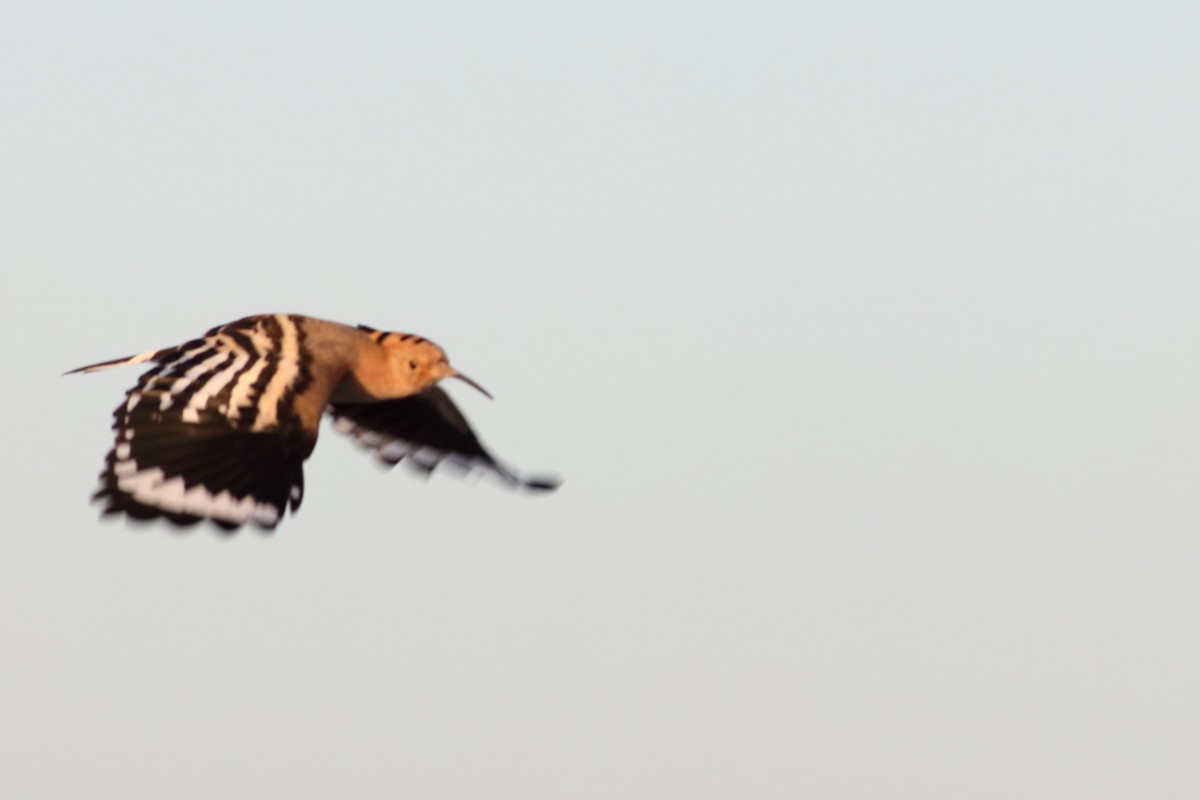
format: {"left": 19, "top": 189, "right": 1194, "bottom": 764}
{"left": 70, "top": 314, "right": 560, "bottom": 532}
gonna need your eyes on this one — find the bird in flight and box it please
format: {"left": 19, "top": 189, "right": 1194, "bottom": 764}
{"left": 70, "top": 314, "right": 559, "bottom": 532}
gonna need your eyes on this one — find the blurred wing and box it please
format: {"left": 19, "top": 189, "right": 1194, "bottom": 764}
{"left": 89, "top": 316, "right": 318, "bottom": 531}
{"left": 329, "top": 387, "right": 559, "bottom": 491}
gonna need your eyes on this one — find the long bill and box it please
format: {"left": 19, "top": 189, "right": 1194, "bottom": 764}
{"left": 452, "top": 371, "right": 493, "bottom": 400}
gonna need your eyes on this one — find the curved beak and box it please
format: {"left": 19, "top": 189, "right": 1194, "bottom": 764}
{"left": 451, "top": 370, "right": 493, "bottom": 400}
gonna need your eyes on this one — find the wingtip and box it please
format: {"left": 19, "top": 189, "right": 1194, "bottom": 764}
{"left": 521, "top": 476, "right": 562, "bottom": 492}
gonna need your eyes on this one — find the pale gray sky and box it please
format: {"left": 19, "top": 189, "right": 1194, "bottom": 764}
{"left": 3, "top": 1, "right": 1199, "bottom": 797}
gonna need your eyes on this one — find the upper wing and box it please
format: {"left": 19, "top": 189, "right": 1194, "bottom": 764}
{"left": 86, "top": 315, "right": 319, "bottom": 531}
{"left": 329, "top": 387, "right": 560, "bottom": 491}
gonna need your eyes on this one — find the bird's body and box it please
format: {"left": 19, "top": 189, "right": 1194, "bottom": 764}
{"left": 71, "top": 314, "right": 558, "bottom": 532}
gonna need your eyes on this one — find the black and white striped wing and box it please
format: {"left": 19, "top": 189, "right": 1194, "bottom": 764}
{"left": 86, "top": 316, "right": 318, "bottom": 531}
{"left": 329, "top": 387, "right": 559, "bottom": 491}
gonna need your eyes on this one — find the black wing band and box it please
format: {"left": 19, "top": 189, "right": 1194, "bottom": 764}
{"left": 329, "top": 387, "right": 559, "bottom": 491}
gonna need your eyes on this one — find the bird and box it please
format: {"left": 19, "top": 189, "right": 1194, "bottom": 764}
{"left": 69, "top": 314, "right": 560, "bottom": 532}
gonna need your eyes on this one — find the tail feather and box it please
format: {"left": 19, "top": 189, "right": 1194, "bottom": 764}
{"left": 66, "top": 349, "right": 165, "bottom": 375}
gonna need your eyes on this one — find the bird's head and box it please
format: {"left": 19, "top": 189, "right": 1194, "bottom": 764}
{"left": 380, "top": 333, "right": 492, "bottom": 398}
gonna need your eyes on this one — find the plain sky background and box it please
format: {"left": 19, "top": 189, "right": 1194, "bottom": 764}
{"left": 3, "top": 1, "right": 1199, "bottom": 797}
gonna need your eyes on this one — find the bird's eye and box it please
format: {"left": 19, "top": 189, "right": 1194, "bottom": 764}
{"left": 408, "top": 359, "right": 417, "bottom": 370}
